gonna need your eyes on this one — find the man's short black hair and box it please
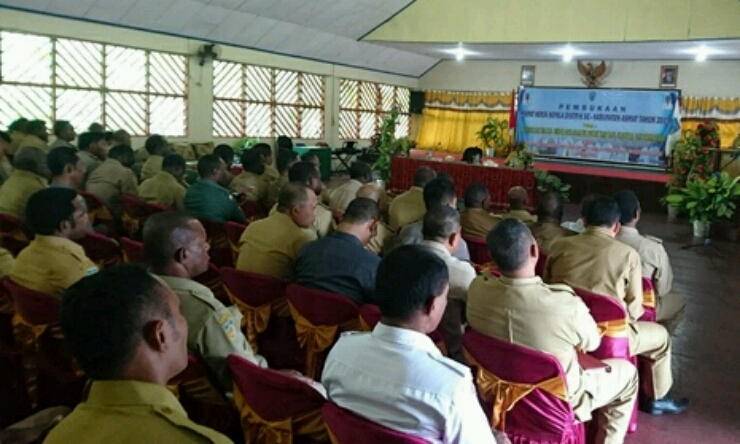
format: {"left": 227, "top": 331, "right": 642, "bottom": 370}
{"left": 213, "top": 144, "right": 234, "bottom": 165}
{"left": 60, "top": 264, "right": 172, "bottom": 380}
{"left": 78, "top": 132, "right": 105, "bottom": 151}
{"left": 579, "top": 193, "right": 599, "bottom": 219}
{"left": 583, "top": 195, "right": 621, "bottom": 228}
{"left": 300, "top": 152, "right": 318, "bottom": 164}
{"left": 413, "top": 166, "right": 437, "bottom": 188}
{"left": 25, "top": 188, "right": 78, "bottom": 235}
{"left": 349, "top": 161, "right": 372, "bottom": 181}
{"left": 486, "top": 218, "right": 534, "bottom": 273}
{"left": 88, "top": 122, "right": 104, "bottom": 133}
{"left": 8, "top": 118, "right": 28, "bottom": 133}
{"left": 288, "top": 161, "right": 319, "bottom": 185}
{"left": 423, "top": 205, "right": 461, "bottom": 241}
{"left": 463, "top": 183, "right": 489, "bottom": 208}
{"left": 145, "top": 134, "right": 167, "bottom": 154}
{"left": 536, "top": 192, "right": 564, "bottom": 221}
{"left": 163, "top": 153, "right": 186, "bottom": 172}
{"left": 143, "top": 211, "right": 198, "bottom": 269}
{"left": 108, "top": 145, "right": 135, "bottom": 166}
{"left": 342, "top": 198, "right": 379, "bottom": 225}
{"left": 0, "top": 131, "right": 10, "bottom": 144}
{"left": 277, "top": 148, "right": 298, "bottom": 174}
{"left": 613, "top": 190, "right": 641, "bottom": 225}
{"left": 375, "top": 245, "right": 449, "bottom": 320}
{"left": 112, "top": 130, "right": 130, "bottom": 145}
{"left": 240, "top": 149, "right": 265, "bottom": 175}
{"left": 423, "top": 177, "right": 456, "bottom": 209}
{"left": 47, "top": 146, "right": 80, "bottom": 177}
{"left": 277, "top": 182, "right": 310, "bottom": 212}
{"left": 26, "top": 119, "right": 46, "bottom": 135}
{"left": 52, "top": 120, "right": 71, "bottom": 137}
{"left": 251, "top": 143, "right": 272, "bottom": 160}
{"left": 197, "top": 154, "right": 223, "bottom": 178}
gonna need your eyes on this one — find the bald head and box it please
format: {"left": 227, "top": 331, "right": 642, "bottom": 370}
{"left": 536, "top": 192, "right": 564, "bottom": 223}
{"left": 508, "top": 186, "right": 529, "bottom": 210}
{"left": 356, "top": 183, "right": 383, "bottom": 202}
{"left": 14, "top": 146, "right": 50, "bottom": 178}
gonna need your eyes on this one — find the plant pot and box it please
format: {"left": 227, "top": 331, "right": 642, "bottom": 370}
{"left": 667, "top": 205, "right": 680, "bottom": 223}
{"left": 485, "top": 148, "right": 494, "bottom": 157}
{"left": 692, "top": 220, "right": 711, "bottom": 238}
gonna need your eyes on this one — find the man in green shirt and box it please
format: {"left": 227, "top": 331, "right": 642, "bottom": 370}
{"left": 183, "top": 154, "right": 246, "bottom": 224}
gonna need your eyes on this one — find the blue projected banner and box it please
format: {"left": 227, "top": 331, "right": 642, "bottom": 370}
{"left": 515, "top": 87, "right": 681, "bottom": 168}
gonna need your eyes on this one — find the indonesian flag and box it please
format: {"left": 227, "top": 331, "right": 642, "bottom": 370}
{"left": 508, "top": 89, "right": 517, "bottom": 139}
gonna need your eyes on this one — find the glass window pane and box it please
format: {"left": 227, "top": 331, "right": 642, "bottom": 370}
{"left": 150, "top": 53, "right": 187, "bottom": 95}
{"left": 274, "top": 105, "right": 297, "bottom": 137}
{"left": 359, "top": 82, "right": 378, "bottom": 111}
{"left": 340, "top": 79, "right": 358, "bottom": 109}
{"left": 301, "top": 108, "right": 323, "bottom": 139}
{"left": 338, "top": 110, "right": 357, "bottom": 139}
{"left": 274, "top": 69, "right": 298, "bottom": 105}
{"left": 0, "top": 85, "right": 52, "bottom": 129}
{"left": 56, "top": 89, "right": 103, "bottom": 132}
{"left": 55, "top": 39, "right": 103, "bottom": 88}
{"left": 245, "top": 66, "right": 271, "bottom": 102}
{"left": 395, "top": 114, "right": 410, "bottom": 138}
{"left": 396, "top": 87, "right": 410, "bottom": 113}
{"left": 150, "top": 96, "right": 186, "bottom": 136}
{"left": 105, "top": 92, "right": 146, "bottom": 135}
{"left": 359, "top": 111, "right": 376, "bottom": 139}
{"left": 380, "top": 84, "right": 395, "bottom": 112}
{"left": 246, "top": 103, "right": 271, "bottom": 138}
{"left": 105, "top": 46, "right": 146, "bottom": 92}
{"left": 213, "top": 100, "right": 244, "bottom": 138}
{"left": 213, "top": 61, "right": 242, "bottom": 99}
{"left": 0, "top": 31, "right": 52, "bottom": 84}
{"left": 301, "top": 74, "right": 324, "bottom": 107}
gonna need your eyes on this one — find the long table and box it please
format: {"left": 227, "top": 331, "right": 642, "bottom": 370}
{"left": 390, "top": 157, "right": 537, "bottom": 209}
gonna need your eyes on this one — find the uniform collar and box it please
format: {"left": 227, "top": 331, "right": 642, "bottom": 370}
{"left": 86, "top": 380, "right": 186, "bottom": 415}
{"left": 372, "top": 323, "right": 440, "bottom": 356}
{"left": 421, "top": 240, "right": 452, "bottom": 257}
{"left": 619, "top": 226, "right": 639, "bottom": 236}
{"left": 498, "top": 275, "right": 542, "bottom": 286}
{"left": 157, "top": 275, "right": 210, "bottom": 294}
{"left": 584, "top": 226, "right": 616, "bottom": 238}
{"left": 34, "top": 235, "right": 85, "bottom": 253}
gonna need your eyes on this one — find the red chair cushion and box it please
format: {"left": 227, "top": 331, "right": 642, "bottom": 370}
{"left": 2, "top": 279, "right": 59, "bottom": 326}
{"left": 463, "top": 236, "right": 491, "bottom": 265}
{"left": 322, "top": 402, "right": 430, "bottom": 444}
{"left": 359, "top": 304, "right": 381, "bottom": 330}
{"left": 120, "top": 237, "right": 145, "bottom": 263}
{"left": 285, "top": 284, "right": 358, "bottom": 326}
{"left": 220, "top": 267, "right": 286, "bottom": 307}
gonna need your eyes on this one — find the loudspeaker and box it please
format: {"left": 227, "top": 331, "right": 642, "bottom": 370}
{"left": 409, "top": 90, "right": 425, "bottom": 114}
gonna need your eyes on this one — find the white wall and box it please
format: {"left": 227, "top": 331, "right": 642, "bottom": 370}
{"left": 420, "top": 60, "right": 740, "bottom": 97}
{"left": 0, "top": 8, "right": 418, "bottom": 148}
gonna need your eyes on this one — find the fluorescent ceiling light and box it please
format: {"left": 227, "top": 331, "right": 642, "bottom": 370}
{"left": 442, "top": 44, "right": 478, "bottom": 61}
{"left": 551, "top": 45, "right": 583, "bottom": 62}
{"left": 695, "top": 45, "right": 709, "bottom": 61}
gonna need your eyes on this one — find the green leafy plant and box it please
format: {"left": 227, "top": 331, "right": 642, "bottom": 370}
{"left": 667, "top": 121, "right": 717, "bottom": 190}
{"left": 665, "top": 172, "right": 740, "bottom": 223}
{"left": 232, "top": 137, "right": 259, "bottom": 156}
{"left": 535, "top": 170, "right": 571, "bottom": 200}
{"left": 372, "top": 108, "right": 412, "bottom": 182}
{"left": 504, "top": 142, "right": 534, "bottom": 170}
{"left": 476, "top": 117, "right": 509, "bottom": 156}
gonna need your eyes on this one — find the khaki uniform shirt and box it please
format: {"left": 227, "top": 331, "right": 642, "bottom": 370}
{"left": 267, "top": 175, "right": 288, "bottom": 208}
{"left": 0, "top": 170, "right": 48, "bottom": 222}
{"left": 0, "top": 157, "right": 14, "bottom": 185}
{"left": 49, "top": 138, "right": 75, "bottom": 150}
{"left": 545, "top": 227, "right": 644, "bottom": 322}
{"left": 139, "top": 171, "right": 187, "bottom": 210}
{"left": 10, "top": 235, "right": 98, "bottom": 297}
{"left": 421, "top": 241, "right": 476, "bottom": 302}
{"left": 77, "top": 150, "right": 103, "bottom": 177}
{"left": 388, "top": 186, "right": 425, "bottom": 232}
{"left": 44, "top": 381, "right": 232, "bottom": 444}
{"left": 269, "top": 202, "right": 333, "bottom": 239}
{"left": 7, "top": 130, "right": 26, "bottom": 156}
{"left": 460, "top": 208, "right": 501, "bottom": 239}
{"left": 140, "top": 155, "right": 164, "bottom": 181}
{"left": 366, "top": 221, "right": 393, "bottom": 255}
{"left": 530, "top": 221, "right": 576, "bottom": 253}
{"left": 18, "top": 135, "right": 49, "bottom": 152}
{"left": 502, "top": 209, "right": 538, "bottom": 224}
{"left": 236, "top": 212, "right": 314, "bottom": 280}
{"left": 85, "top": 158, "right": 139, "bottom": 217}
{"left": 328, "top": 179, "right": 364, "bottom": 215}
{"left": 0, "top": 247, "right": 14, "bottom": 279}
{"left": 229, "top": 171, "right": 268, "bottom": 204}
{"left": 616, "top": 226, "right": 673, "bottom": 296}
{"left": 158, "top": 275, "right": 267, "bottom": 391}
{"left": 467, "top": 274, "right": 601, "bottom": 419}
{"left": 262, "top": 165, "right": 280, "bottom": 184}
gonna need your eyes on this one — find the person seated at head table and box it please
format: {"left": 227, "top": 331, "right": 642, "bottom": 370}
{"left": 529, "top": 192, "right": 576, "bottom": 253}
{"left": 0, "top": 131, "right": 14, "bottom": 185}
{"left": 5, "top": 117, "right": 29, "bottom": 157}
{"left": 229, "top": 149, "right": 269, "bottom": 210}
{"left": 139, "top": 154, "right": 188, "bottom": 211}
{"left": 561, "top": 193, "right": 598, "bottom": 234}
{"left": 269, "top": 161, "right": 333, "bottom": 239}
{"left": 49, "top": 120, "right": 76, "bottom": 150}
{"left": 44, "top": 265, "right": 232, "bottom": 444}
{"left": 328, "top": 161, "right": 373, "bottom": 215}
{"left": 0, "top": 146, "right": 50, "bottom": 222}
{"left": 183, "top": 154, "right": 246, "bottom": 224}
{"left": 236, "top": 182, "right": 316, "bottom": 281}
{"left": 19, "top": 119, "right": 49, "bottom": 152}
{"left": 322, "top": 245, "right": 497, "bottom": 444}
{"left": 356, "top": 183, "right": 393, "bottom": 255}
{"left": 388, "top": 166, "right": 436, "bottom": 232}
{"left": 467, "top": 219, "right": 638, "bottom": 444}
{"left": 140, "top": 135, "right": 172, "bottom": 182}
{"left": 267, "top": 148, "right": 299, "bottom": 208}
{"left": 10, "top": 188, "right": 97, "bottom": 297}
{"left": 213, "top": 144, "right": 235, "bottom": 188}
{"left": 460, "top": 182, "right": 501, "bottom": 239}
{"left": 294, "top": 198, "right": 381, "bottom": 305}
{"left": 251, "top": 143, "right": 280, "bottom": 184}
{"left": 85, "top": 145, "right": 139, "bottom": 218}
{"left": 544, "top": 196, "right": 689, "bottom": 416}
{"left": 143, "top": 212, "right": 268, "bottom": 391}
{"left": 614, "top": 190, "right": 685, "bottom": 334}
{"left": 48, "top": 146, "right": 86, "bottom": 190}
{"left": 393, "top": 177, "right": 471, "bottom": 261}
{"left": 421, "top": 205, "right": 476, "bottom": 364}
{"left": 76, "top": 131, "right": 110, "bottom": 178}
{"left": 500, "top": 186, "right": 537, "bottom": 224}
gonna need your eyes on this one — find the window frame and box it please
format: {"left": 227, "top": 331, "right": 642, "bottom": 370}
{"left": 338, "top": 78, "right": 410, "bottom": 140}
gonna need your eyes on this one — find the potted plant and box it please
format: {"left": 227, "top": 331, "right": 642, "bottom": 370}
{"left": 476, "top": 117, "right": 509, "bottom": 157}
{"left": 665, "top": 172, "right": 740, "bottom": 237}
{"left": 534, "top": 170, "right": 571, "bottom": 201}
{"left": 504, "top": 142, "right": 534, "bottom": 170}
{"left": 372, "top": 108, "right": 411, "bottom": 184}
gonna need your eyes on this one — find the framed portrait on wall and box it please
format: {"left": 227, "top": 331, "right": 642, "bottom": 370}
{"left": 520, "top": 65, "right": 535, "bottom": 86}
{"left": 660, "top": 65, "right": 678, "bottom": 88}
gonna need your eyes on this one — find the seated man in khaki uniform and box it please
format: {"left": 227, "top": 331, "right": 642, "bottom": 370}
{"left": 48, "top": 146, "right": 86, "bottom": 190}
{"left": 49, "top": 120, "right": 76, "bottom": 149}
{"left": 76, "top": 132, "right": 109, "bottom": 178}
{"left": 143, "top": 212, "right": 268, "bottom": 391}
{"left": 85, "top": 145, "right": 139, "bottom": 218}
{"left": 0, "top": 146, "right": 50, "bottom": 222}
{"left": 356, "top": 183, "right": 393, "bottom": 255}
{"left": 213, "top": 144, "right": 236, "bottom": 188}
{"left": 421, "top": 206, "right": 476, "bottom": 363}
{"left": 328, "top": 161, "right": 373, "bottom": 215}
{"left": 530, "top": 192, "right": 576, "bottom": 253}
{"left": 268, "top": 161, "right": 332, "bottom": 239}
{"left": 388, "top": 166, "right": 436, "bottom": 232}
{"left": 236, "top": 182, "right": 316, "bottom": 281}
{"left": 460, "top": 183, "right": 501, "bottom": 239}
{"left": 230, "top": 149, "right": 269, "bottom": 210}
{"left": 614, "top": 190, "right": 685, "bottom": 333}
{"left": 46, "top": 265, "right": 231, "bottom": 444}
{"left": 545, "top": 196, "right": 689, "bottom": 415}
{"left": 139, "top": 135, "right": 171, "bottom": 182}
{"left": 19, "top": 120, "right": 49, "bottom": 152}
{"left": 267, "top": 149, "right": 299, "bottom": 208}
{"left": 5, "top": 117, "right": 28, "bottom": 157}
{"left": 501, "top": 186, "right": 537, "bottom": 223}
{"left": 252, "top": 143, "right": 280, "bottom": 184}
{"left": 468, "top": 219, "right": 638, "bottom": 444}
{"left": 139, "top": 154, "right": 188, "bottom": 210}
{"left": 10, "top": 188, "right": 98, "bottom": 297}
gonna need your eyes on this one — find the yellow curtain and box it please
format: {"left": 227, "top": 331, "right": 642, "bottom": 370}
{"left": 417, "top": 109, "right": 512, "bottom": 154}
{"left": 425, "top": 91, "right": 513, "bottom": 109}
{"left": 681, "top": 120, "right": 740, "bottom": 148}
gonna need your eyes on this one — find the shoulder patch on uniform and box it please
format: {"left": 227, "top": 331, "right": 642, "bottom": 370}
{"left": 85, "top": 267, "right": 99, "bottom": 276}
{"left": 219, "top": 313, "right": 238, "bottom": 341}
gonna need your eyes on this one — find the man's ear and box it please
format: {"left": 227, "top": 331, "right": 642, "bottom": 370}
{"left": 422, "top": 295, "right": 436, "bottom": 316}
{"left": 144, "top": 320, "right": 167, "bottom": 352}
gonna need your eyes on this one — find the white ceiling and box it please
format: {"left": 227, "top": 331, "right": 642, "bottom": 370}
{"left": 0, "top": 0, "right": 440, "bottom": 77}
{"left": 378, "top": 40, "right": 740, "bottom": 61}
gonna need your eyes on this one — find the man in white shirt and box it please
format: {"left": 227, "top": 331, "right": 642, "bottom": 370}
{"left": 322, "top": 245, "right": 496, "bottom": 444}
{"left": 421, "top": 206, "right": 476, "bottom": 363}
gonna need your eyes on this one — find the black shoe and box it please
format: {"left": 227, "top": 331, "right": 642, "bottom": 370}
{"left": 639, "top": 397, "right": 690, "bottom": 415}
